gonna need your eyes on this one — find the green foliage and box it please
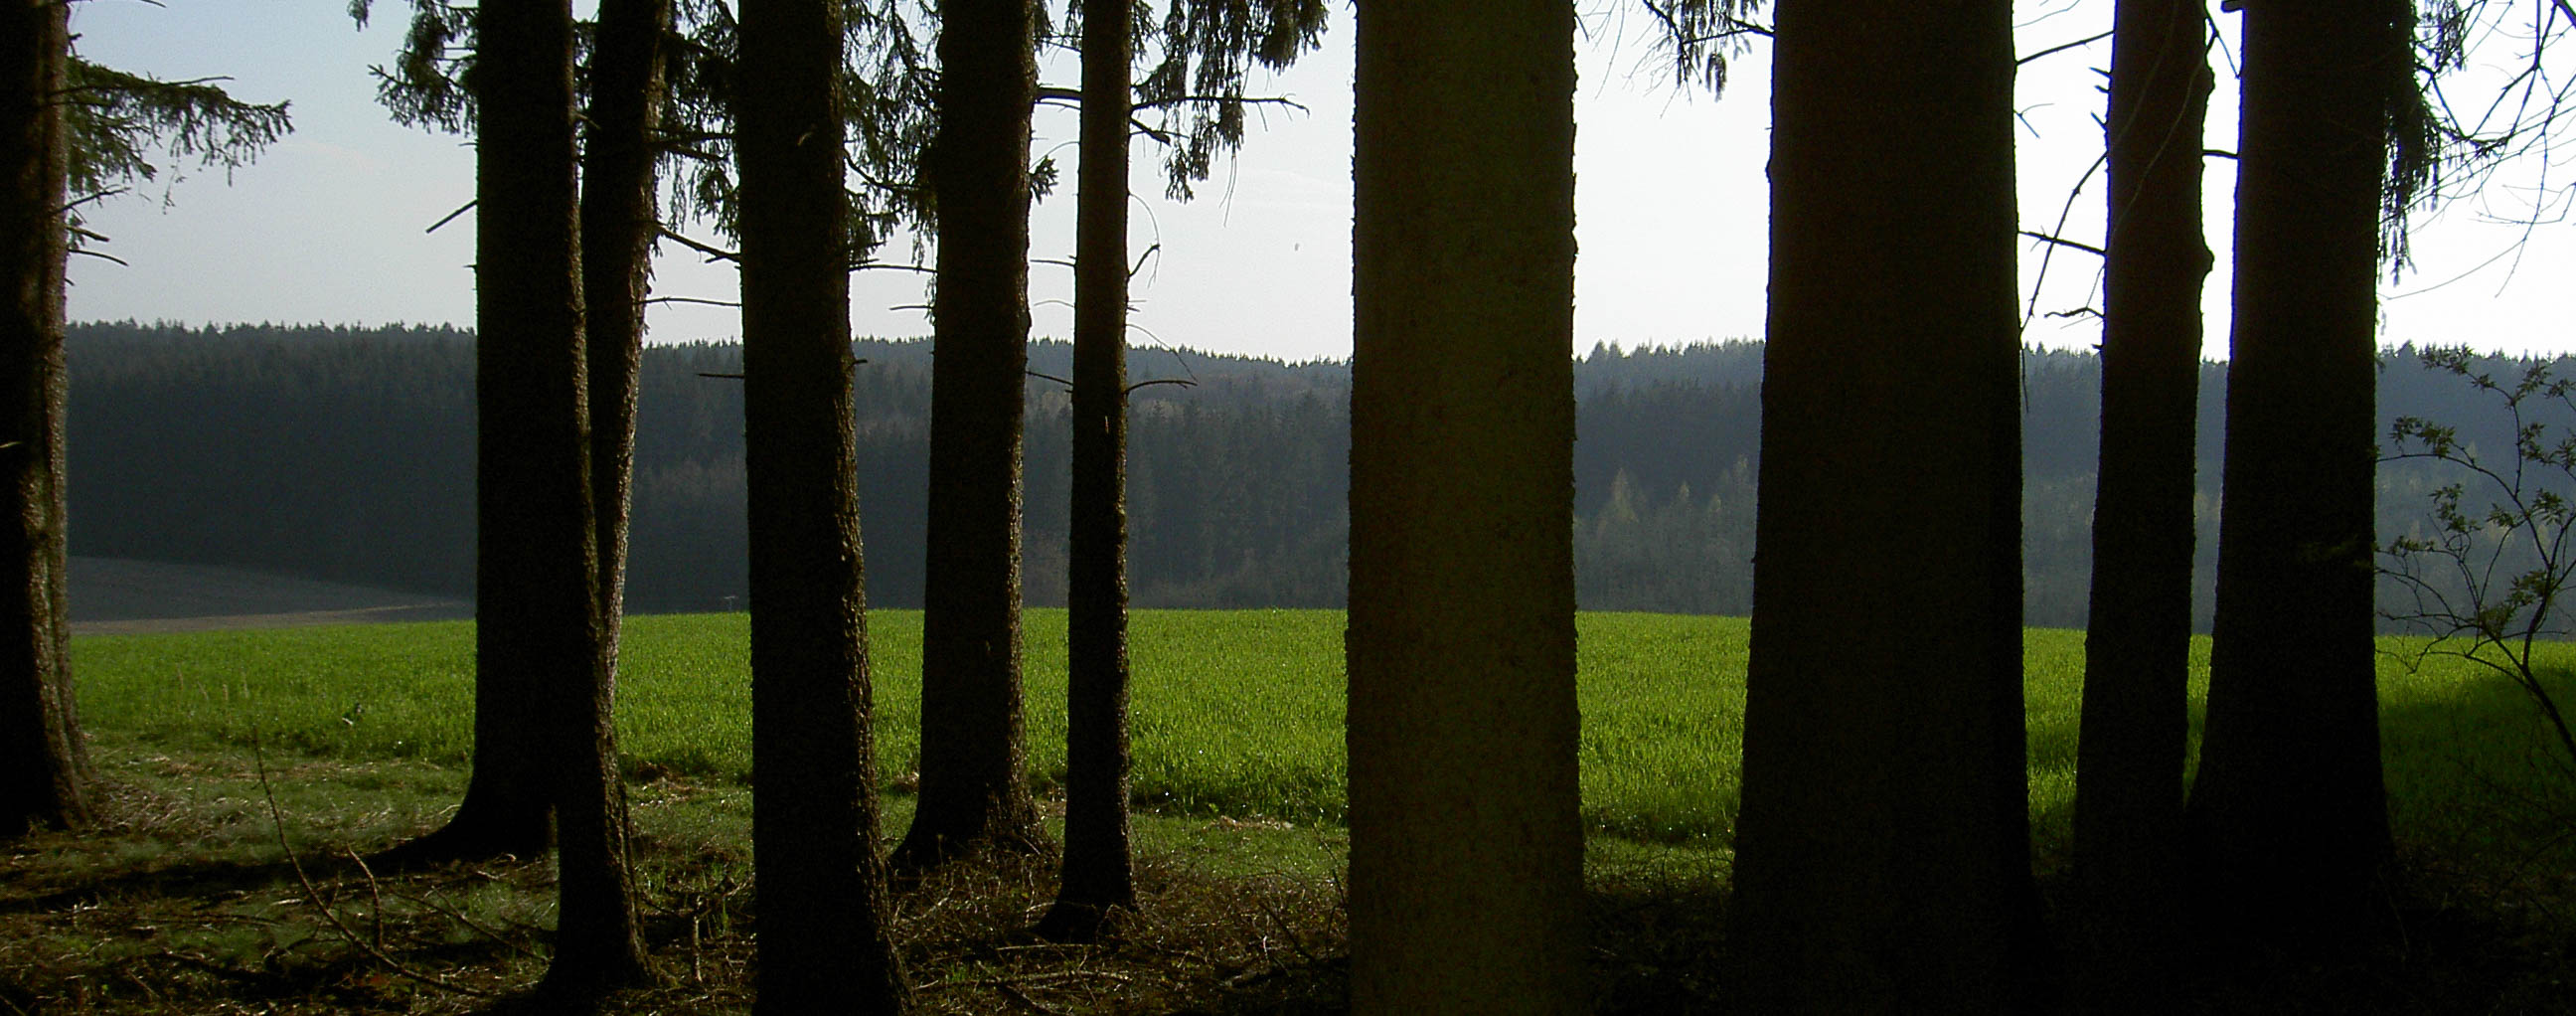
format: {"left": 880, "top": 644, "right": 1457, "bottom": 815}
{"left": 652, "top": 0, "right": 936, "bottom": 254}
{"left": 70, "top": 611, "right": 2576, "bottom": 868}
{"left": 2379, "top": 345, "right": 2576, "bottom": 774}
{"left": 346, "top": 0, "right": 472, "bottom": 132}
{"left": 1130, "top": 0, "right": 1331, "bottom": 200}
{"left": 58, "top": 57, "right": 291, "bottom": 233}
{"left": 349, "top": 0, "right": 931, "bottom": 262}
{"left": 1639, "top": 0, "right": 1769, "bottom": 95}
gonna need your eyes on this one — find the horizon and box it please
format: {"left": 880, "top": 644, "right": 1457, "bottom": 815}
{"left": 66, "top": 319, "right": 2575, "bottom": 369}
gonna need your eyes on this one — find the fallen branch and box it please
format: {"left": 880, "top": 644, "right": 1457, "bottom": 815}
{"left": 251, "top": 738, "right": 500, "bottom": 999}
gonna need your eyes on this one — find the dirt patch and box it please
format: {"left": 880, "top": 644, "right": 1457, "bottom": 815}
{"left": 69, "top": 557, "right": 468, "bottom": 635}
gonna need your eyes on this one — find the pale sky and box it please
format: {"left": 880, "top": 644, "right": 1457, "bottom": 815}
{"left": 62, "top": 0, "right": 2576, "bottom": 364}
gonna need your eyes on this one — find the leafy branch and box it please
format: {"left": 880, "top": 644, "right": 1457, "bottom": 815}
{"left": 2378, "top": 346, "right": 2576, "bottom": 776}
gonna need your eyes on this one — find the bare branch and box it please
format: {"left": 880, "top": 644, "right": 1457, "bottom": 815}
{"left": 644, "top": 295, "right": 741, "bottom": 308}
{"left": 2019, "top": 231, "right": 2106, "bottom": 256}
{"left": 659, "top": 227, "right": 739, "bottom": 263}
{"left": 251, "top": 739, "right": 498, "bottom": 998}
{"left": 2017, "top": 30, "right": 2112, "bottom": 67}
{"left": 424, "top": 200, "right": 474, "bottom": 235}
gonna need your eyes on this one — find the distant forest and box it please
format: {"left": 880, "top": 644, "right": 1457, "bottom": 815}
{"left": 63, "top": 320, "right": 2538, "bottom": 629}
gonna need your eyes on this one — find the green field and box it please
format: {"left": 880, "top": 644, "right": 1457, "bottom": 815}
{"left": 69, "top": 609, "right": 2576, "bottom": 864}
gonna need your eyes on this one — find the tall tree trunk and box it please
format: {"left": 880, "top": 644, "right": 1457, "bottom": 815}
{"left": 551, "top": 0, "right": 667, "bottom": 979}
{"left": 382, "top": 7, "right": 583, "bottom": 866}
{"left": 896, "top": 0, "right": 1044, "bottom": 873}
{"left": 1727, "top": 0, "right": 2042, "bottom": 1009}
{"left": 581, "top": 0, "right": 668, "bottom": 681}
{"left": 469, "top": 0, "right": 646, "bottom": 996}
{"left": 0, "top": 0, "right": 88, "bottom": 839}
{"left": 2073, "top": 0, "right": 2210, "bottom": 1007}
{"left": 1346, "top": 3, "right": 1581, "bottom": 1012}
{"left": 1037, "top": 0, "right": 1135, "bottom": 943}
{"left": 2186, "top": 0, "right": 2395, "bottom": 942}
{"left": 738, "top": 0, "right": 910, "bottom": 1008}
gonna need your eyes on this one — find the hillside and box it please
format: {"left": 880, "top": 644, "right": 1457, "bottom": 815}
{"left": 60, "top": 321, "right": 2561, "bottom": 629}
{"left": 68, "top": 556, "right": 468, "bottom": 634}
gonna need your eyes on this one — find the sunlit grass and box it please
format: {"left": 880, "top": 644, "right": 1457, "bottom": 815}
{"left": 71, "top": 610, "right": 2576, "bottom": 861}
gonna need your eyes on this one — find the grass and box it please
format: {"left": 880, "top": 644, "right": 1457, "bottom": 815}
{"left": 14, "top": 608, "right": 2575, "bottom": 1012}
{"left": 70, "top": 609, "right": 2576, "bottom": 855}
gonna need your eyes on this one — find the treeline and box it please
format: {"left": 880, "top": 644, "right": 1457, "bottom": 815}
{"left": 64, "top": 321, "right": 2535, "bottom": 627}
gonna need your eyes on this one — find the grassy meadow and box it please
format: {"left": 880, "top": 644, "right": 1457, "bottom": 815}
{"left": 68, "top": 608, "right": 2576, "bottom": 866}
{"left": 11, "top": 609, "right": 2573, "bottom": 1013}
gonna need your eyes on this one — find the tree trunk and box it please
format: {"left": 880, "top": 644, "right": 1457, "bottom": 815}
{"left": 2186, "top": 0, "right": 2395, "bottom": 942}
{"left": 1345, "top": 4, "right": 1582, "bottom": 1012}
{"left": 896, "top": 0, "right": 1044, "bottom": 873}
{"left": 1037, "top": 0, "right": 1135, "bottom": 943}
{"left": 380, "top": 7, "right": 584, "bottom": 867}
{"left": 738, "top": 0, "right": 910, "bottom": 1008}
{"left": 2073, "top": 0, "right": 2210, "bottom": 1007}
{"left": 0, "top": 0, "right": 88, "bottom": 839}
{"left": 550, "top": 0, "right": 668, "bottom": 977}
{"left": 466, "top": 0, "right": 647, "bottom": 996}
{"left": 1727, "top": 0, "right": 2043, "bottom": 1009}
{"left": 581, "top": 0, "right": 668, "bottom": 682}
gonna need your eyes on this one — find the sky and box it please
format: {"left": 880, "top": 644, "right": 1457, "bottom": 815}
{"left": 62, "top": 0, "right": 2576, "bottom": 365}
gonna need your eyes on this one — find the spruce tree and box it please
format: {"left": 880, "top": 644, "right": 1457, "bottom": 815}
{"left": 2073, "top": 0, "right": 2210, "bottom": 1004}
{"left": 1346, "top": 3, "right": 1582, "bottom": 1011}
{"left": 1727, "top": 0, "right": 2044, "bottom": 1007}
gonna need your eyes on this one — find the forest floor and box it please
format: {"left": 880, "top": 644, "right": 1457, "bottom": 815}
{"left": 1, "top": 732, "right": 2570, "bottom": 1015}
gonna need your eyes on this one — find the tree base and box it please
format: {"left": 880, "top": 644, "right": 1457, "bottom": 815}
{"left": 367, "top": 816, "right": 552, "bottom": 871}
{"left": 531, "top": 951, "right": 654, "bottom": 1010}
{"left": 888, "top": 819, "right": 1051, "bottom": 881}
{"left": 1034, "top": 897, "right": 1132, "bottom": 943}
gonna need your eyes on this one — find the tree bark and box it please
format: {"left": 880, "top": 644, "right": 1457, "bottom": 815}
{"left": 462, "top": 0, "right": 648, "bottom": 996}
{"left": 1727, "top": 0, "right": 2044, "bottom": 1009}
{"left": 896, "top": 0, "right": 1044, "bottom": 873}
{"left": 738, "top": 0, "right": 910, "bottom": 1009}
{"left": 2186, "top": 0, "right": 2395, "bottom": 943}
{"left": 552, "top": 0, "right": 668, "bottom": 977}
{"left": 1038, "top": 0, "right": 1136, "bottom": 943}
{"left": 0, "top": 0, "right": 89, "bottom": 839}
{"left": 1345, "top": 3, "right": 1582, "bottom": 1012}
{"left": 581, "top": 0, "right": 668, "bottom": 681}
{"left": 2073, "top": 0, "right": 2210, "bottom": 1007}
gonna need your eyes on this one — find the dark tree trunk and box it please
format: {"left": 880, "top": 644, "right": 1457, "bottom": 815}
{"left": 1037, "top": 0, "right": 1136, "bottom": 943}
{"left": 1727, "top": 0, "right": 2043, "bottom": 1009}
{"left": 581, "top": 0, "right": 668, "bottom": 672}
{"left": 737, "top": 0, "right": 910, "bottom": 1008}
{"left": 554, "top": 0, "right": 668, "bottom": 974}
{"left": 2073, "top": 0, "right": 2210, "bottom": 1007}
{"left": 466, "top": 0, "right": 647, "bottom": 996}
{"left": 895, "top": 0, "right": 1044, "bottom": 873}
{"left": 380, "top": 4, "right": 591, "bottom": 867}
{"left": 0, "top": 0, "right": 88, "bottom": 839}
{"left": 2186, "top": 0, "right": 2395, "bottom": 942}
{"left": 1345, "top": 3, "right": 1582, "bottom": 1012}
